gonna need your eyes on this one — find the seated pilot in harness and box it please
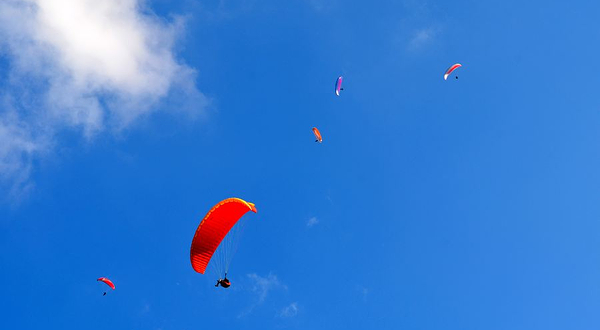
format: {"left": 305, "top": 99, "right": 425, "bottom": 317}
{"left": 215, "top": 274, "right": 231, "bottom": 288}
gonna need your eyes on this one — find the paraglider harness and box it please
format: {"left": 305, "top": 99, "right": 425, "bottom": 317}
{"left": 215, "top": 274, "right": 231, "bottom": 288}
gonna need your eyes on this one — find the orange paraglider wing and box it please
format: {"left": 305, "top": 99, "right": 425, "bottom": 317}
{"left": 190, "top": 198, "right": 257, "bottom": 274}
{"left": 97, "top": 277, "right": 115, "bottom": 290}
{"left": 312, "top": 127, "right": 323, "bottom": 143}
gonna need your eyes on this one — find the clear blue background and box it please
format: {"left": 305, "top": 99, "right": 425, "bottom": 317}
{"left": 2, "top": 0, "right": 600, "bottom": 329}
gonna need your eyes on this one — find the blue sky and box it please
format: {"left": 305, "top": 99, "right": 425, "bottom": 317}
{"left": 2, "top": 0, "right": 600, "bottom": 329}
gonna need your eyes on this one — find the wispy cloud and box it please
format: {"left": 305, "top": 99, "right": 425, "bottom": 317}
{"left": 306, "top": 216, "right": 319, "bottom": 228}
{"left": 303, "top": 0, "right": 335, "bottom": 12}
{"left": 0, "top": 0, "right": 207, "bottom": 198}
{"left": 139, "top": 302, "right": 151, "bottom": 315}
{"left": 356, "top": 285, "right": 369, "bottom": 301}
{"left": 278, "top": 302, "right": 299, "bottom": 318}
{"left": 0, "top": 109, "right": 46, "bottom": 199}
{"left": 393, "top": 1, "right": 444, "bottom": 53}
{"left": 247, "top": 272, "right": 286, "bottom": 304}
{"left": 407, "top": 26, "right": 438, "bottom": 51}
{"left": 238, "top": 272, "right": 287, "bottom": 317}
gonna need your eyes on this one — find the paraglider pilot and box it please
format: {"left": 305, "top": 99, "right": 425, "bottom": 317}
{"left": 215, "top": 273, "right": 231, "bottom": 288}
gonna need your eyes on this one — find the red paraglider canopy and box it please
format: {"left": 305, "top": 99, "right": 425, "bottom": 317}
{"left": 190, "top": 198, "right": 257, "bottom": 274}
{"left": 97, "top": 277, "right": 115, "bottom": 290}
{"left": 444, "top": 63, "right": 462, "bottom": 80}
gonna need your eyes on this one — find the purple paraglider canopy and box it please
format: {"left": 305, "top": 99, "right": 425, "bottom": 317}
{"left": 335, "top": 76, "right": 343, "bottom": 96}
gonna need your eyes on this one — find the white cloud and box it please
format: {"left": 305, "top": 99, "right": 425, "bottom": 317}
{"left": 306, "top": 216, "right": 319, "bottom": 228}
{"left": 408, "top": 27, "right": 437, "bottom": 51}
{"left": 304, "top": 0, "right": 334, "bottom": 12}
{"left": 356, "top": 285, "right": 369, "bottom": 301}
{"left": 278, "top": 302, "right": 298, "bottom": 318}
{"left": 247, "top": 272, "right": 286, "bottom": 304}
{"left": 0, "top": 109, "right": 46, "bottom": 199}
{"left": 139, "top": 302, "right": 151, "bottom": 315}
{"left": 238, "top": 272, "right": 287, "bottom": 317}
{"left": 0, "top": 0, "right": 207, "bottom": 196}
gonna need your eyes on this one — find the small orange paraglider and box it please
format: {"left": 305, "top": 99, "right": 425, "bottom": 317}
{"left": 312, "top": 127, "right": 323, "bottom": 143}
